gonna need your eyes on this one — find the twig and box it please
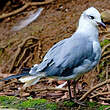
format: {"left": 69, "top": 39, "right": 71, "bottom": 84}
{"left": 90, "top": 92, "right": 110, "bottom": 98}
{"left": 9, "top": 47, "right": 21, "bottom": 72}
{"left": 17, "top": 54, "right": 33, "bottom": 73}
{"left": 0, "top": 0, "right": 54, "bottom": 19}
{"left": 0, "top": 79, "right": 17, "bottom": 90}
{"left": 102, "top": 51, "right": 110, "bottom": 58}
{"left": 16, "top": 44, "right": 38, "bottom": 72}
{"left": 79, "top": 79, "right": 110, "bottom": 101}
{"left": 0, "top": 3, "right": 30, "bottom": 19}
{"left": 9, "top": 36, "right": 38, "bottom": 73}
{"left": 17, "top": 43, "right": 37, "bottom": 71}
{"left": 99, "top": 97, "right": 110, "bottom": 101}
{"left": 96, "top": 64, "right": 100, "bottom": 74}
{"left": 106, "top": 65, "right": 110, "bottom": 91}
{"left": 32, "top": 87, "right": 68, "bottom": 92}
{"left": 101, "top": 43, "right": 110, "bottom": 54}
{"left": 16, "top": 48, "right": 27, "bottom": 67}
{"left": 102, "top": 55, "right": 110, "bottom": 60}
{"left": 30, "top": 0, "right": 54, "bottom": 6}
{"left": 101, "top": 33, "right": 110, "bottom": 40}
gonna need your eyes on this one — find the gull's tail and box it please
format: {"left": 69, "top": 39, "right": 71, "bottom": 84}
{"left": 0, "top": 67, "right": 30, "bottom": 82}
{"left": 19, "top": 72, "right": 45, "bottom": 88}
{"left": 18, "top": 64, "right": 46, "bottom": 88}
{"left": 0, "top": 66, "right": 45, "bottom": 88}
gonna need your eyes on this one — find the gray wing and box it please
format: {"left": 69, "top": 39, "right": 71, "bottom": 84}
{"left": 43, "top": 39, "right": 67, "bottom": 61}
{"left": 29, "top": 38, "right": 67, "bottom": 74}
{"left": 30, "top": 33, "right": 95, "bottom": 76}
{"left": 53, "top": 36, "right": 94, "bottom": 69}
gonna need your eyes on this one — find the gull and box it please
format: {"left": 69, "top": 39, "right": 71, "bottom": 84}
{"left": 0, "top": 7, "right": 106, "bottom": 101}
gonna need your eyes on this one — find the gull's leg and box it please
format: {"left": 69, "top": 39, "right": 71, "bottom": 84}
{"left": 72, "top": 77, "right": 81, "bottom": 98}
{"left": 72, "top": 79, "right": 86, "bottom": 106}
{"left": 72, "top": 80, "right": 77, "bottom": 98}
{"left": 67, "top": 80, "right": 72, "bottom": 101}
{"left": 67, "top": 80, "right": 85, "bottom": 106}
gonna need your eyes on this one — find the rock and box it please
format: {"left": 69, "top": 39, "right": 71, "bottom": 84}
{"left": 101, "top": 10, "right": 110, "bottom": 23}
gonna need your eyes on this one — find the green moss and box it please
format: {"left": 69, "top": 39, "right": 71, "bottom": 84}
{"left": 99, "top": 61, "right": 105, "bottom": 68}
{"left": 0, "top": 96, "right": 18, "bottom": 108}
{"left": 63, "top": 101, "right": 75, "bottom": 107}
{"left": 1, "top": 96, "right": 109, "bottom": 110}
{"left": 98, "top": 105, "right": 110, "bottom": 110}
{"left": 18, "top": 99, "right": 47, "bottom": 109}
{"left": 46, "top": 103, "right": 57, "bottom": 110}
{"left": 100, "top": 39, "right": 110, "bottom": 47}
{"left": 97, "top": 70, "right": 105, "bottom": 81}
{"left": 0, "top": 96, "right": 57, "bottom": 109}
{"left": 87, "top": 102, "right": 97, "bottom": 108}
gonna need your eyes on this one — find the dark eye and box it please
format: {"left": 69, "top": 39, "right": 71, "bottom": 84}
{"left": 88, "top": 15, "right": 94, "bottom": 19}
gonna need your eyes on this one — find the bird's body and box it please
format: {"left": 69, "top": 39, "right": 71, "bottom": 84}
{"left": 21, "top": 7, "right": 103, "bottom": 88}
{"left": 31, "top": 32, "right": 101, "bottom": 80}
{"left": 0, "top": 7, "right": 106, "bottom": 99}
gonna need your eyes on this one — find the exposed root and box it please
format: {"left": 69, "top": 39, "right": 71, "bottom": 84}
{"left": 106, "top": 65, "right": 110, "bottom": 91}
{"left": 32, "top": 87, "right": 68, "bottom": 92}
{"left": 79, "top": 79, "right": 110, "bottom": 101}
{"left": 101, "top": 43, "right": 110, "bottom": 54}
{"left": 0, "top": 3, "right": 30, "bottom": 19}
{"left": 90, "top": 92, "right": 110, "bottom": 98}
{"left": 102, "top": 55, "right": 110, "bottom": 60}
{"left": 99, "top": 97, "right": 110, "bottom": 101}
{"left": 101, "top": 51, "right": 110, "bottom": 58}
{"left": 9, "top": 36, "right": 38, "bottom": 73}
{"left": 0, "top": 0, "right": 55, "bottom": 19}
{"left": 16, "top": 54, "right": 33, "bottom": 73}
{"left": 0, "top": 79, "right": 17, "bottom": 91}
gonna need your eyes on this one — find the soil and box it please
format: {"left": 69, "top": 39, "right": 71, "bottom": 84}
{"left": 0, "top": 0, "right": 110, "bottom": 109}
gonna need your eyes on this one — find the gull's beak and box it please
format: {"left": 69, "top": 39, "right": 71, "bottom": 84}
{"left": 97, "top": 21, "right": 106, "bottom": 29}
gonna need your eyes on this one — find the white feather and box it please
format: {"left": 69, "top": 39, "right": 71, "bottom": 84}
{"left": 23, "top": 77, "right": 40, "bottom": 88}
{"left": 19, "top": 72, "right": 45, "bottom": 88}
{"left": 12, "top": 8, "right": 44, "bottom": 31}
{"left": 19, "top": 76, "right": 38, "bottom": 83}
{"left": 56, "top": 81, "right": 67, "bottom": 88}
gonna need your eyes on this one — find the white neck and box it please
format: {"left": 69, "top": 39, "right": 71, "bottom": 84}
{"left": 76, "top": 16, "right": 99, "bottom": 41}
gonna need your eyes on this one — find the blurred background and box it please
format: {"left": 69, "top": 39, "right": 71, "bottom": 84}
{"left": 0, "top": 0, "right": 110, "bottom": 109}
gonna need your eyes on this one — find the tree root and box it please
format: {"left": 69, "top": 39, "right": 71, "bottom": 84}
{"left": 16, "top": 54, "right": 33, "bottom": 73}
{"left": 106, "top": 65, "right": 110, "bottom": 91}
{"left": 0, "top": 0, "right": 55, "bottom": 19}
{"left": 79, "top": 79, "right": 110, "bottom": 101}
{"left": 99, "top": 97, "right": 110, "bottom": 101}
{"left": 31, "top": 87, "right": 68, "bottom": 92}
{"left": 90, "top": 92, "right": 110, "bottom": 98}
{"left": 0, "top": 79, "right": 17, "bottom": 91}
{"left": 101, "top": 51, "right": 110, "bottom": 58}
{"left": 9, "top": 36, "right": 38, "bottom": 73}
{"left": 101, "top": 43, "right": 110, "bottom": 54}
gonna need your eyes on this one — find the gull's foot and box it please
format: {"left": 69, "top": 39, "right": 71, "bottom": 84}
{"left": 64, "top": 98, "right": 86, "bottom": 106}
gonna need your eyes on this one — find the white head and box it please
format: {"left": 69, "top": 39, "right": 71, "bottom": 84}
{"left": 78, "top": 7, "right": 106, "bottom": 29}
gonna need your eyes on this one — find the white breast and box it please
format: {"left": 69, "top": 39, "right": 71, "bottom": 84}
{"left": 93, "top": 41, "right": 101, "bottom": 60}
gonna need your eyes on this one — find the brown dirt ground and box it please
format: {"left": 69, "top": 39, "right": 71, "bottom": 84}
{"left": 0, "top": 0, "right": 110, "bottom": 104}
